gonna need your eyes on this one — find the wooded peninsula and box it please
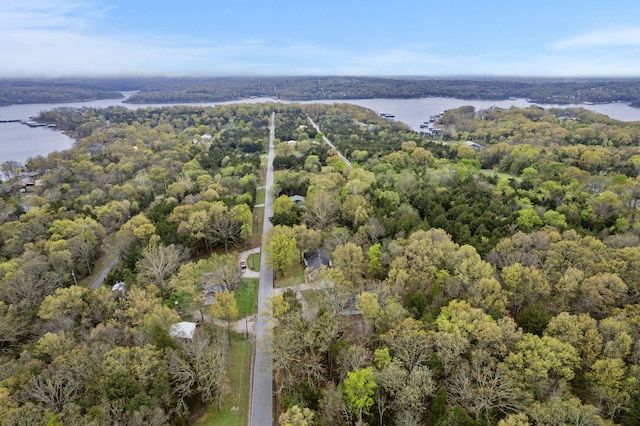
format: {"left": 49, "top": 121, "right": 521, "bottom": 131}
{"left": 2, "top": 99, "right": 640, "bottom": 425}
{"left": 2, "top": 77, "right": 640, "bottom": 106}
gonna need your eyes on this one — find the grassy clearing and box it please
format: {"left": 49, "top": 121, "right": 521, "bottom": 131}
{"left": 481, "top": 169, "right": 521, "bottom": 181}
{"left": 300, "top": 289, "right": 322, "bottom": 310}
{"left": 192, "top": 337, "right": 252, "bottom": 426}
{"left": 236, "top": 278, "right": 258, "bottom": 317}
{"left": 247, "top": 252, "right": 261, "bottom": 272}
{"left": 276, "top": 261, "right": 305, "bottom": 288}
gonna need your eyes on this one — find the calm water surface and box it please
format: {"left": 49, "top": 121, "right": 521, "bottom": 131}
{"left": 2, "top": 94, "right": 640, "bottom": 164}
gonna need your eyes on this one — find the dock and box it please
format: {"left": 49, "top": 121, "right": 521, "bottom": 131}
{"left": 0, "top": 119, "right": 57, "bottom": 129}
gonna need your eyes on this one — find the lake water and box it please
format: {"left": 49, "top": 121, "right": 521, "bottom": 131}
{"left": 2, "top": 93, "right": 640, "bottom": 164}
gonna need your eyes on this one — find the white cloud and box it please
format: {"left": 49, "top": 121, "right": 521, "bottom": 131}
{"left": 553, "top": 27, "right": 640, "bottom": 50}
{"left": 0, "top": 0, "right": 110, "bottom": 31}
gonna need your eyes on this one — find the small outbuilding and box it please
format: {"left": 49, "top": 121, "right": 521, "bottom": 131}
{"left": 465, "top": 141, "right": 484, "bottom": 151}
{"left": 169, "top": 321, "right": 197, "bottom": 339}
{"left": 112, "top": 281, "right": 126, "bottom": 298}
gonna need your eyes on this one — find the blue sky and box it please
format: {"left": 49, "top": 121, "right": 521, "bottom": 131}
{"left": 2, "top": 0, "right": 640, "bottom": 77}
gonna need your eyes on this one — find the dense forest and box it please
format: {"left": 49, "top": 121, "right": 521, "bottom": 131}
{"left": 0, "top": 80, "right": 123, "bottom": 106}
{"left": 3, "top": 77, "right": 640, "bottom": 106}
{"left": 121, "top": 77, "right": 640, "bottom": 105}
{"left": 2, "top": 101, "right": 640, "bottom": 425}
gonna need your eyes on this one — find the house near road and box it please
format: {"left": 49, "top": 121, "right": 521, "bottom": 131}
{"left": 202, "top": 272, "right": 227, "bottom": 306}
{"left": 291, "top": 195, "right": 305, "bottom": 205}
{"left": 303, "top": 248, "right": 332, "bottom": 280}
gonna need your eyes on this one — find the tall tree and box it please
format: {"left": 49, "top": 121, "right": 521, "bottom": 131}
{"left": 341, "top": 367, "right": 376, "bottom": 426}
{"left": 265, "top": 225, "right": 297, "bottom": 277}
{"left": 1, "top": 160, "right": 22, "bottom": 183}
{"left": 211, "top": 210, "right": 242, "bottom": 254}
{"left": 303, "top": 190, "right": 340, "bottom": 231}
{"left": 209, "top": 291, "right": 239, "bottom": 345}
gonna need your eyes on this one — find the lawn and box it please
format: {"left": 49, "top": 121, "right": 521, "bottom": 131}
{"left": 275, "top": 261, "right": 306, "bottom": 288}
{"left": 236, "top": 278, "right": 258, "bottom": 317}
{"left": 247, "top": 252, "right": 261, "bottom": 272}
{"left": 191, "top": 337, "right": 252, "bottom": 426}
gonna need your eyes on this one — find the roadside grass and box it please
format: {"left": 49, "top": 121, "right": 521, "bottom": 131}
{"left": 236, "top": 278, "right": 258, "bottom": 317}
{"left": 253, "top": 206, "right": 264, "bottom": 236}
{"left": 260, "top": 156, "right": 268, "bottom": 182}
{"left": 247, "top": 205, "right": 264, "bottom": 248}
{"left": 276, "top": 261, "right": 305, "bottom": 288}
{"left": 191, "top": 336, "right": 251, "bottom": 426}
{"left": 78, "top": 253, "right": 113, "bottom": 286}
{"left": 247, "top": 252, "right": 261, "bottom": 272}
{"left": 255, "top": 188, "right": 266, "bottom": 205}
{"left": 78, "top": 234, "right": 120, "bottom": 287}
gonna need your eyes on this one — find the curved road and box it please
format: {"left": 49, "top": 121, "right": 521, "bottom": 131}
{"left": 90, "top": 256, "right": 119, "bottom": 289}
{"left": 250, "top": 111, "right": 275, "bottom": 426}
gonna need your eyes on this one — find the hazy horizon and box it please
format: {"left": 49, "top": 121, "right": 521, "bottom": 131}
{"left": 3, "top": 75, "right": 640, "bottom": 81}
{"left": 3, "top": 0, "right": 640, "bottom": 78}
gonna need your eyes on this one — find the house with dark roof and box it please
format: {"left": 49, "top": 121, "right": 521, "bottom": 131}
{"left": 303, "top": 248, "right": 332, "bottom": 271}
{"left": 202, "top": 272, "right": 227, "bottom": 306}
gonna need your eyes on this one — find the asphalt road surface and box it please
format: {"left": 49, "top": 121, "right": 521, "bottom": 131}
{"left": 250, "top": 111, "right": 275, "bottom": 426}
{"left": 307, "top": 115, "right": 352, "bottom": 167}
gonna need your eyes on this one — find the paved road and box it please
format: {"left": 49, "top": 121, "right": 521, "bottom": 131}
{"left": 89, "top": 256, "right": 119, "bottom": 289}
{"left": 306, "top": 115, "right": 352, "bottom": 167}
{"left": 238, "top": 247, "right": 261, "bottom": 279}
{"left": 250, "top": 111, "right": 275, "bottom": 426}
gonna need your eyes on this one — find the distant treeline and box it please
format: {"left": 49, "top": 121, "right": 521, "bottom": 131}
{"left": 0, "top": 80, "right": 123, "bottom": 106}
{"left": 111, "top": 76, "right": 640, "bottom": 105}
{"left": 3, "top": 76, "right": 640, "bottom": 106}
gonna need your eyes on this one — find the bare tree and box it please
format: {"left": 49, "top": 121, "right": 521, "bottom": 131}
{"left": 209, "top": 254, "right": 243, "bottom": 292}
{"left": 211, "top": 211, "right": 242, "bottom": 254}
{"left": 68, "top": 234, "right": 97, "bottom": 275}
{"left": 448, "top": 352, "right": 524, "bottom": 423}
{"left": 136, "top": 243, "right": 189, "bottom": 298}
{"left": 303, "top": 191, "right": 340, "bottom": 231}
{"left": 1, "top": 160, "right": 22, "bottom": 183}
{"left": 29, "top": 368, "right": 81, "bottom": 413}
{"left": 168, "top": 329, "right": 228, "bottom": 412}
